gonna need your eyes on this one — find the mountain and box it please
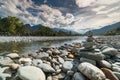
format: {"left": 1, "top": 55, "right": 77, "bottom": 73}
{"left": 52, "top": 28, "right": 79, "bottom": 34}
{"left": 85, "top": 22, "right": 120, "bottom": 35}
{"left": 25, "top": 24, "right": 42, "bottom": 31}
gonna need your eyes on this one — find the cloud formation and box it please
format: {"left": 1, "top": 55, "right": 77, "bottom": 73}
{"left": 0, "top": 0, "right": 120, "bottom": 33}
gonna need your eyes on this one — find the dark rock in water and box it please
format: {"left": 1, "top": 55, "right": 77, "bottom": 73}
{"left": 72, "top": 72, "right": 86, "bottom": 80}
{"left": 78, "top": 62, "right": 106, "bottom": 80}
{"left": 78, "top": 51, "right": 105, "bottom": 61}
{"left": 97, "top": 60, "right": 112, "bottom": 69}
{"left": 72, "top": 59, "right": 80, "bottom": 72}
{"left": 113, "top": 72, "right": 120, "bottom": 80}
{"left": 80, "top": 57, "right": 96, "bottom": 65}
{"left": 101, "top": 68, "right": 119, "bottom": 80}
{"left": 64, "top": 75, "right": 72, "bottom": 80}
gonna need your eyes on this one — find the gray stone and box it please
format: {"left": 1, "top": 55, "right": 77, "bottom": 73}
{"left": 58, "top": 57, "right": 64, "bottom": 64}
{"left": 52, "top": 76, "right": 59, "bottom": 80}
{"left": 78, "top": 62, "right": 106, "bottom": 80}
{"left": 38, "top": 63, "right": 55, "bottom": 73}
{"left": 0, "top": 67, "right": 11, "bottom": 80}
{"left": 52, "top": 49, "right": 61, "bottom": 55}
{"left": 36, "top": 52, "right": 49, "bottom": 59}
{"left": 32, "top": 59, "right": 43, "bottom": 66}
{"left": 114, "top": 62, "right": 120, "bottom": 66}
{"left": 98, "top": 60, "right": 112, "bottom": 69}
{"left": 47, "top": 76, "right": 52, "bottom": 80}
{"left": 17, "top": 66, "right": 45, "bottom": 80}
{"left": 0, "top": 57, "right": 14, "bottom": 66}
{"left": 80, "top": 57, "right": 96, "bottom": 65}
{"left": 78, "top": 51, "right": 105, "bottom": 61}
{"left": 113, "top": 72, "right": 120, "bottom": 79}
{"left": 67, "top": 71, "right": 74, "bottom": 76}
{"left": 57, "top": 73, "right": 66, "bottom": 79}
{"left": 19, "top": 58, "right": 32, "bottom": 64}
{"left": 83, "top": 42, "right": 94, "bottom": 49}
{"left": 101, "top": 47, "right": 118, "bottom": 56}
{"left": 60, "top": 50, "right": 69, "bottom": 56}
{"left": 73, "top": 72, "right": 86, "bottom": 80}
{"left": 112, "top": 67, "right": 120, "bottom": 72}
{"left": 6, "top": 53, "right": 19, "bottom": 59}
{"left": 62, "top": 61, "right": 73, "bottom": 71}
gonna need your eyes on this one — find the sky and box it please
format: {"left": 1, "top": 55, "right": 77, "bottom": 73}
{"left": 0, "top": 0, "right": 120, "bottom": 33}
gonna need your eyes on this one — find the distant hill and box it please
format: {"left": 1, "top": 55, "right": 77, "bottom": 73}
{"left": 25, "top": 24, "right": 79, "bottom": 34}
{"left": 85, "top": 22, "right": 120, "bottom": 35}
{"left": 105, "top": 27, "right": 120, "bottom": 35}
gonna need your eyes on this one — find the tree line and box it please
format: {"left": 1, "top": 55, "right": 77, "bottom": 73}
{"left": 0, "top": 16, "right": 81, "bottom": 36}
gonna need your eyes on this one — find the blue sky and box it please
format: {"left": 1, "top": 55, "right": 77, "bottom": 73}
{"left": 0, "top": 0, "right": 120, "bottom": 33}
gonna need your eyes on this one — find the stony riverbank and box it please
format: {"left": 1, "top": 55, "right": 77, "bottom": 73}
{"left": 0, "top": 36, "right": 120, "bottom": 80}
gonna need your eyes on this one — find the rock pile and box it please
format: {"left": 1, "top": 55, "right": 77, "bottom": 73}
{"left": 0, "top": 32, "right": 120, "bottom": 80}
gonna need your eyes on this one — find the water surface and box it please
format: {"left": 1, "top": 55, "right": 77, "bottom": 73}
{"left": 0, "top": 36, "right": 85, "bottom": 54}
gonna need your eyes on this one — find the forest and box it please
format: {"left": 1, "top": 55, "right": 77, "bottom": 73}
{"left": 0, "top": 16, "right": 80, "bottom": 36}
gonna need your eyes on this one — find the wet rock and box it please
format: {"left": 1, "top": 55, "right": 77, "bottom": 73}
{"left": 62, "top": 61, "right": 73, "bottom": 71}
{"left": 101, "top": 68, "right": 119, "bottom": 80}
{"left": 6, "top": 53, "right": 19, "bottom": 59}
{"left": 64, "top": 75, "right": 72, "bottom": 80}
{"left": 98, "top": 60, "right": 112, "bottom": 69}
{"left": 78, "top": 62, "right": 106, "bottom": 80}
{"left": 17, "top": 66, "right": 45, "bottom": 80}
{"left": 113, "top": 72, "right": 120, "bottom": 79}
{"left": 0, "top": 57, "right": 14, "bottom": 66}
{"left": 38, "top": 63, "right": 55, "bottom": 73}
{"left": 67, "top": 71, "right": 74, "bottom": 76}
{"left": 80, "top": 57, "right": 96, "bottom": 65}
{"left": 78, "top": 51, "right": 105, "bottom": 61}
{"left": 72, "top": 72, "right": 86, "bottom": 80}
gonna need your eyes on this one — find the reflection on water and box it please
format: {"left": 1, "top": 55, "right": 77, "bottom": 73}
{"left": 0, "top": 37, "right": 85, "bottom": 54}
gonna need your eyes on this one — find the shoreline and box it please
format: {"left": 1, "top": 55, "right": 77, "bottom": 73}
{"left": 0, "top": 36, "right": 120, "bottom": 80}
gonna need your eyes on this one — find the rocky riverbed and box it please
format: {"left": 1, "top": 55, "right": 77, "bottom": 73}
{"left": 0, "top": 36, "right": 120, "bottom": 80}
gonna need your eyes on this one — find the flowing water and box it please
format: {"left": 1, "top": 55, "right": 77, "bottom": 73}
{"left": 0, "top": 36, "right": 86, "bottom": 54}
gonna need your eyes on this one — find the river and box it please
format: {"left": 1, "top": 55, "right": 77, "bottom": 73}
{"left": 0, "top": 36, "right": 86, "bottom": 54}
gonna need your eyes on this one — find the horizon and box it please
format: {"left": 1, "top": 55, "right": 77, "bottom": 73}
{"left": 0, "top": 0, "right": 120, "bottom": 33}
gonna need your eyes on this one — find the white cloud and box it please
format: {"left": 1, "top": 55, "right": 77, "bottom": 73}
{"left": 75, "top": 0, "right": 96, "bottom": 7}
{"left": 0, "top": 0, "right": 120, "bottom": 33}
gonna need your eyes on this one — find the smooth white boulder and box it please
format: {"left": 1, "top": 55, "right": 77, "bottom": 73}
{"left": 78, "top": 62, "right": 106, "bottom": 80}
{"left": 17, "top": 66, "right": 45, "bottom": 80}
